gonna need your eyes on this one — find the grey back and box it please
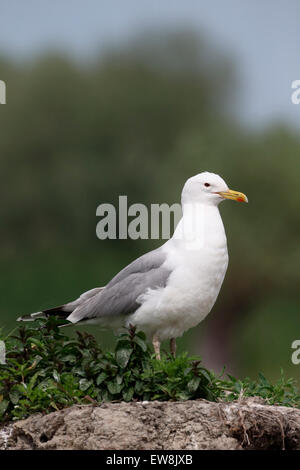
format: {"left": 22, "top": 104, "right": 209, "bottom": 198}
{"left": 68, "top": 248, "right": 171, "bottom": 323}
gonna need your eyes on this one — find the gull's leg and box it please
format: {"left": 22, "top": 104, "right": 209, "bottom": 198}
{"left": 170, "top": 338, "right": 176, "bottom": 358}
{"left": 152, "top": 334, "right": 161, "bottom": 360}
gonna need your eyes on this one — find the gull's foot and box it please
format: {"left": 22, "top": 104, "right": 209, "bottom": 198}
{"left": 170, "top": 337, "right": 176, "bottom": 358}
{"left": 152, "top": 334, "right": 161, "bottom": 360}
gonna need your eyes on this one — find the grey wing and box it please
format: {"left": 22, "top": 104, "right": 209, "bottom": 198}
{"left": 67, "top": 248, "right": 171, "bottom": 324}
{"left": 63, "top": 287, "right": 105, "bottom": 311}
{"left": 17, "top": 287, "right": 105, "bottom": 322}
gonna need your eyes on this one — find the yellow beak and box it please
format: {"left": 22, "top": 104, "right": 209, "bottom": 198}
{"left": 217, "top": 189, "right": 248, "bottom": 203}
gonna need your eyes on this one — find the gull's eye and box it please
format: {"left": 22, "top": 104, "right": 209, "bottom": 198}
{"left": 204, "top": 183, "right": 210, "bottom": 187}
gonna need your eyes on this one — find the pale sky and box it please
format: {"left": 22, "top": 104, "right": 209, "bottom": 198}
{"left": 1, "top": 0, "right": 300, "bottom": 129}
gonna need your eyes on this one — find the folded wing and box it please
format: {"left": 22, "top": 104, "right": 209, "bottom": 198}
{"left": 67, "top": 248, "right": 171, "bottom": 324}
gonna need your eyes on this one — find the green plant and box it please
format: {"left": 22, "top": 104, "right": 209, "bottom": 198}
{"left": 219, "top": 371, "right": 300, "bottom": 408}
{"left": 0, "top": 318, "right": 299, "bottom": 423}
{"left": 0, "top": 319, "right": 219, "bottom": 421}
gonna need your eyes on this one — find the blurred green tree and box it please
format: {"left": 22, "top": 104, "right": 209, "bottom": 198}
{"left": 0, "top": 31, "right": 299, "bottom": 379}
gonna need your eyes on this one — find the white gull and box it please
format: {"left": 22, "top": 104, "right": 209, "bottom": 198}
{"left": 18, "top": 172, "right": 248, "bottom": 359}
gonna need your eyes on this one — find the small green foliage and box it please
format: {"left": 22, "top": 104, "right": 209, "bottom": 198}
{"left": 0, "top": 319, "right": 299, "bottom": 422}
{"left": 219, "top": 371, "right": 300, "bottom": 408}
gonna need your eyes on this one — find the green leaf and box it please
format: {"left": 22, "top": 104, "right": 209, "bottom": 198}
{"left": 0, "top": 399, "right": 9, "bottom": 417}
{"left": 123, "top": 388, "right": 134, "bottom": 402}
{"left": 50, "top": 401, "right": 59, "bottom": 411}
{"left": 107, "top": 381, "right": 123, "bottom": 395}
{"left": 9, "top": 389, "right": 20, "bottom": 405}
{"left": 27, "top": 372, "right": 40, "bottom": 392}
{"left": 136, "top": 331, "right": 146, "bottom": 341}
{"left": 258, "top": 372, "right": 270, "bottom": 386}
{"left": 187, "top": 376, "right": 201, "bottom": 393}
{"left": 227, "top": 374, "right": 237, "bottom": 382}
{"left": 233, "top": 381, "right": 242, "bottom": 393}
{"left": 133, "top": 336, "right": 147, "bottom": 352}
{"left": 96, "top": 372, "right": 108, "bottom": 386}
{"left": 116, "top": 374, "right": 123, "bottom": 385}
{"left": 135, "top": 381, "right": 143, "bottom": 394}
{"left": 176, "top": 391, "right": 191, "bottom": 401}
{"left": 28, "top": 337, "right": 45, "bottom": 349}
{"left": 61, "top": 354, "right": 77, "bottom": 363}
{"left": 53, "top": 370, "right": 60, "bottom": 383}
{"left": 79, "top": 379, "right": 93, "bottom": 391}
{"left": 198, "top": 368, "right": 212, "bottom": 384}
{"left": 115, "top": 341, "right": 133, "bottom": 368}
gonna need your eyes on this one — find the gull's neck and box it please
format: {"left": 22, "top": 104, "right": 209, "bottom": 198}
{"left": 171, "top": 202, "right": 227, "bottom": 250}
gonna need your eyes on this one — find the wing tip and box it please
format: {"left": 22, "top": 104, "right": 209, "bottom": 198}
{"left": 17, "top": 311, "right": 46, "bottom": 322}
{"left": 66, "top": 313, "right": 77, "bottom": 323}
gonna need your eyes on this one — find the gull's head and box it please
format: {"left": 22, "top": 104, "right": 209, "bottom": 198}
{"left": 181, "top": 172, "right": 248, "bottom": 206}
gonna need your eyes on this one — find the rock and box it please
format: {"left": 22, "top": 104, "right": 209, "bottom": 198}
{"left": 1, "top": 398, "right": 300, "bottom": 450}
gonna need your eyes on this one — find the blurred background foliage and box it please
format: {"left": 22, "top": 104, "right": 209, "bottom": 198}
{"left": 1, "top": 31, "right": 299, "bottom": 381}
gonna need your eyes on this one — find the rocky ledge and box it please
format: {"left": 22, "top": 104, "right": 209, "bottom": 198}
{"left": 1, "top": 398, "right": 300, "bottom": 450}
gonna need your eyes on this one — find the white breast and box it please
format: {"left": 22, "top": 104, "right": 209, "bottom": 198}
{"left": 130, "top": 204, "right": 229, "bottom": 341}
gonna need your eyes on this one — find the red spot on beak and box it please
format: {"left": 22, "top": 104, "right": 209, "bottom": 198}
{"left": 237, "top": 197, "right": 244, "bottom": 202}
